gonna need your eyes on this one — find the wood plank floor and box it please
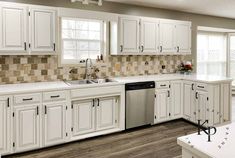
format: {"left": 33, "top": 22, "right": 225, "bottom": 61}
{"left": 4, "top": 120, "right": 197, "bottom": 158}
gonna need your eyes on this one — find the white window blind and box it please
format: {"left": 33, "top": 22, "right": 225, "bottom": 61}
{"left": 61, "top": 17, "right": 103, "bottom": 64}
{"left": 197, "top": 32, "right": 227, "bottom": 76}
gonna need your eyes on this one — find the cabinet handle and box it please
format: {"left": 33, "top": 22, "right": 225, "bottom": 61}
{"left": 92, "top": 99, "right": 95, "bottom": 107}
{"left": 160, "top": 84, "right": 166, "bottom": 87}
{"left": 50, "top": 95, "right": 60, "bottom": 98}
{"left": 7, "top": 97, "right": 10, "bottom": 107}
{"left": 195, "top": 92, "right": 198, "bottom": 99}
{"left": 36, "top": 106, "right": 39, "bottom": 115}
{"left": 141, "top": 45, "right": 144, "bottom": 52}
{"left": 177, "top": 46, "right": 179, "bottom": 52}
{"left": 53, "top": 43, "right": 56, "bottom": 51}
{"left": 120, "top": 45, "right": 123, "bottom": 52}
{"left": 24, "top": 42, "right": 27, "bottom": 51}
{"left": 160, "top": 46, "right": 163, "bottom": 52}
{"left": 168, "top": 90, "right": 170, "bottom": 97}
{"left": 97, "top": 98, "right": 100, "bottom": 107}
{"left": 22, "top": 98, "right": 33, "bottom": 101}
{"left": 45, "top": 106, "right": 47, "bottom": 114}
{"left": 198, "top": 86, "right": 204, "bottom": 88}
{"left": 191, "top": 83, "right": 194, "bottom": 90}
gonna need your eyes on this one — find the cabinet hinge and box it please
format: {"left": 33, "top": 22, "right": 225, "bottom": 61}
{"left": 115, "top": 120, "right": 118, "bottom": 123}
{"left": 66, "top": 106, "right": 68, "bottom": 110}
{"left": 154, "top": 115, "right": 157, "bottom": 119}
{"left": 169, "top": 113, "right": 171, "bottom": 116}
{"left": 66, "top": 133, "right": 68, "bottom": 137}
{"left": 71, "top": 127, "right": 73, "bottom": 132}
{"left": 12, "top": 112, "right": 15, "bottom": 117}
{"left": 28, "top": 12, "right": 30, "bottom": 16}
{"left": 7, "top": 97, "right": 10, "bottom": 107}
{"left": 207, "top": 97, "right": 209, "bottom": 101}
{"left": 115, "top": 98, "right": 118, "bottom": 103}
{"left": 169, "top": 85, "right": 171, "bottom": 88}
{"left": 139, "top": 21, "right": 141, "bottom": 25}
{"left": 155, "top": 94, "right": 156, "bottom": 98}
{"left": 29, "top": 43, "right": 31, "bottom": 48}
{"left": 71, "top": 104, "right": 73, "bottom": 109}
{"left": 13, "top": 142, "right": 15, "bottom": 147}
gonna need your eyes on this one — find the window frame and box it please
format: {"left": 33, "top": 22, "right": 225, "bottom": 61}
{"left": 60, "top": 17, "right": 105, "bottom": 65}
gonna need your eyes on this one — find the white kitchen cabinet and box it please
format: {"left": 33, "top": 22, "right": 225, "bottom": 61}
{"left": 29, "top": 7, "right": 56, "bottom": 53}
{"left": 183, "top": 81, "right": 196, "bottom": 123}
{"left": 0, "top": 3, "right": 27, "bottom": 52}
{"left": 140, "top": 18, "right": 159, "bottom": 53}
{"left": 155, "top": 89, "right": 170, "bottom": 123}
{"left": 159, "top": 20, "right": 175, "bottom": 53}
{"left": 13, "top": 104, "right": 40, "bottom": 152}
{"left": 43, "top": 102, "right": 66, "bottom": 146}
{"left": 170, "top": 81, "right": 182, "bottom": 119}
{"left": 195, "top": 90, "right": 209, "bottom": 124}
{"left": 175, "top": 21, "right": 191, "bottom": 54}
{"left": 72, "top": 99, "right": 95, "bottom": 136}
{"left": 96, "top": 97, "right": 116, "bottom": 131}
{"left": 0, "top": 96, "right": 11, "bottom": 155}
{"left": 119, "top": 16, "right": 140, "bottom": 53}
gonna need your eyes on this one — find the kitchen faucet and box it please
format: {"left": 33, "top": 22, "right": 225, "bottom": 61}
{"left": 84, "top": 58, "right": 93, "bottom": 79}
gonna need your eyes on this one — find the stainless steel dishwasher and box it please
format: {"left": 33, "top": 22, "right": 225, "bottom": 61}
{"left": 125, "top": 81, "right": 155, "bottom": 129}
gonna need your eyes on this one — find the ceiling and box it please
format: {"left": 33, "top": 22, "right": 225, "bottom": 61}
{"left": 105, "top": 0, "right": 235, "bottom": 19}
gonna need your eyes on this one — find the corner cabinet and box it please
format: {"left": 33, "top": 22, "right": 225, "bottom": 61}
{"left": 119, "top": 16, "right": 140, "bottom": 54}
{"left": 0, "top": 96, "right": 11, "bottom": 155}
{"left": 29, "top": 7, "right": 56, "bottom": 53}
{"left": 0, "top": 3, "right": 27, "bottom": 52}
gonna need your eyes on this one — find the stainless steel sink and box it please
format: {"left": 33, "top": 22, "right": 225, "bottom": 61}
{"left": 66, "top": 80, "right": 93, "bottom": 85}
{"left": 65, "top": 78, "right": 116, "bottom": 86}
{"left": 91, "top": 79, "right": 116, "bottom": 84}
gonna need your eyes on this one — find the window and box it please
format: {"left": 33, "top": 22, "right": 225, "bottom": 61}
{"left": 197, "top": 32, "right": 227, "bottom": 76}
{"left": 61, "top": 17, "right": 104, "bottom": 64}
{"left": 229, "top": 34, "right": 235, "bottom": 86}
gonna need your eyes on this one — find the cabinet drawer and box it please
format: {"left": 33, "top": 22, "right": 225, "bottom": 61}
{"left": 14, "top": 93, "right": 41, "bottom": 105}
{"left": 156, "top": 81, "right": 170, "bottom": 89}
{"left": 196, "top": 83, "right": 208, "bottom": 91}
{"left": 43, "top": 91, "right": 67, "bottom": 102}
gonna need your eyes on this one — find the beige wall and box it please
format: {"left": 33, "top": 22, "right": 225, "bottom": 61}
{"left": 2, "top": 0, "right": 235, "bottom": 69}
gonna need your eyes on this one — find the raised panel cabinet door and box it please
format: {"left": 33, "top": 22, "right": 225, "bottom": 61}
{"left": 14, "top": 105, "right": 40, "bottom": 152}
{"left": 96, "top": 97, "right": 116, "bottom": 131}
{"left": 0, "top": 4, "right": 27, "bottom": 51}
{"left": 0, "top": 97, "right": 10, "bottom": 155}
{"left": 30, "top": 8, "right": 56, "bottom": 52}
{"left": 140, "top": 18, "right": 159, "bottom": 53}
{"left": 72, "top": 100, "right": 95, "bottom": 136}
{"left": 171, "top": 81, "right": 182, "bottom": 119}
{"left": 196, "top": 90, "right": 209, "bottom": 124}
{"left": 155, "top": 89, "right": 170, "bottom": 122}
{"left": 175, "top": 22, "right": 191, "bottom": 54}
{"left": 159, "top": 20, "right": 175, "bottom": 53}
{"left": 119, "top": 17, "right": 140, "bottom": 53}
{"left": 43, "top": 103, "right": 66, "bottom": 146}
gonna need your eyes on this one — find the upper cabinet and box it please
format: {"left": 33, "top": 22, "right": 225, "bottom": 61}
{"left": 159, "top": 20, "right": 175, "bottom": 53}
{"left": 111, "top": 16, "right": 192, "bottom": 55}
{"left": 140, "top": 18, "right": 159, "bottom": 53}
{"left": 29, "top": 7, "right": 56, "bottom": 53}
{"left": 0, "top": 2, "right": 57, "bottom": 55}
{"left": 0, "top": 3, "right": 27, "bottom": 53}
{"left": 119, "top": 16, "right": 140, "bottom": 54}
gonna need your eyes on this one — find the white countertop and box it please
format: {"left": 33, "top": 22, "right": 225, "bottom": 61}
{"left": 0, "top": 74, "right": 232, "bottom": 95}
{"left": 177, "top": 123, "right": 235, "bottom": 158}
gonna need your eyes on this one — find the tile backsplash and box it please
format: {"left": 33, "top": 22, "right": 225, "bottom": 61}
{"left": 0, "top": 55, "right": 185, "bottom": 84}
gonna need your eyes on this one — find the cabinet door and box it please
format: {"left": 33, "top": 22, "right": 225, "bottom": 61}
{"left": 0, "top": 97, "right": 10, "bottom": 155}
{"left": 14, "top": 105, "right": 40, "bottom": 152}
{"left": 96, "top": 97, "right": 116, "bottom": 131}
{"left": 72, "top": 100, "right": 95, "bottom": 136}
{"left": 119, "top": 17, "right": 140, "bottom": 53}
{"left": 171, "top": 81, "right": 182, "bottom": 119}
{"left": 183, "top": 82, "right": 196, "bottom": 123}
{"left": 0, "top": 4, "right": 27, "bottom": 52}
{"left": 155, "top": 89, "right": 170, "bottom": 123}
{"left": 196, "top": 90, "right": 209, "bottom": 124}
{"left": 140, "top": 18, "right": 159, "bottom": 53}
{"left": 175, "top": 22, "right": 191, "bottom": 54}
{"left": 30, "top": 7, "right": 56, "bottom": 52}
{"left": 43, "top": 103, "right": 66, "bottom": 146}
{"left": 159, "top": 20, "right": 175, "bottom": 53}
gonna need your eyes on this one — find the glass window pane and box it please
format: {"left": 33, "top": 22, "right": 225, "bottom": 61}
{"left": 89, "top": 21, "right": 100, "bottom": 31}
{"left": 77, "top": 31, "right": 89, "bottom": 39}
{"left": 78, "top": 41, "right": 89, "bottom": 51}
{"left": 62, "top": 29, "right": 75, "bottom": 39}
{"left": 63, "top": 50, "right": 76, "bottom": 59}
{"left": 62, "top": 20, "right": 75, "bottom": 29}
{"left": 89, "top": 42, "right": 100, "bottom": 51}
{"left": 89, "top": 51, "right": 100, "bottom": 59}
{"left": 89, "top": 31, "right": 100, "bottom": 40}
{"left": 76, "top": 21, "right": 89, "bottom": 30}
{"left": 78, "top": 51, "right": 89, "bottom": 59}
{"left": 63, "top": 41, "right": 76, "bottom": 50}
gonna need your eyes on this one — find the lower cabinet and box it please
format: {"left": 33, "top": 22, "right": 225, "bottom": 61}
{"left": 155, "top": 89, "right": 170, "bottom": 123}
{"left": 0, "top": 96, "right": 11, "bottom": 155}
{"left": 171, "top": 81, "right": 182, "bottom": 119}
{"left": 72, "top": 97, "right": 118, "bottom": 138}
{"left": 43, "top": 102, "right": 66, "bottom": 146}
{"left": 195, "top": 90, "right": 209, "bottom": 124}
{"left": 13, "top": 105, "right": 40, "bottom": 152}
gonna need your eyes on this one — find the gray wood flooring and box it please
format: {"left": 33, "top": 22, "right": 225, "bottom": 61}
{"left": 4, "top": 120, "right": 197, "bottom": 158}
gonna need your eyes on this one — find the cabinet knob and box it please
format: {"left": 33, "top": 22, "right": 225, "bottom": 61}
{"left": 120, "top": 45, "right": 123, "bottom": 52}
